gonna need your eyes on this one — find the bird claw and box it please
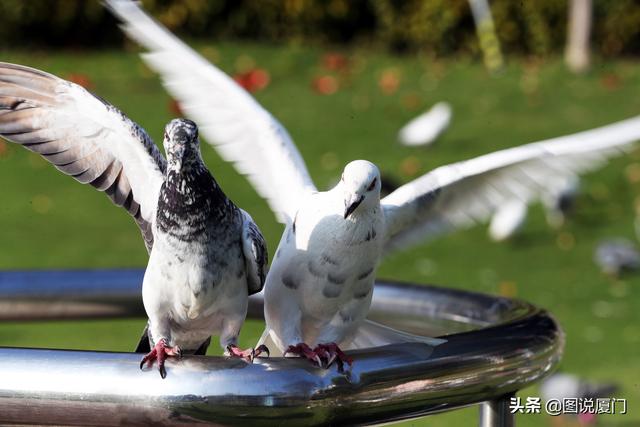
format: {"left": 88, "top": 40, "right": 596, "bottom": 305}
{"left": 139, "top": 338, "right": 182, "bottom": 379}
{"left": 284, "top": 343, "right": 322, "bottom": 367}
{"left": 254, "top": 344, "right": 270, "bottom": 359}
{"left": 313, "top": 343, "right": 353, "bottom": 371}
{"left": 312, "top": 346, "right": 330, "bottom": 368}
{"left": 159, "top": 364, "right": 167, "bottom": 379}
{"left": 227, "top": 344, "right": 270, "bottom": 363}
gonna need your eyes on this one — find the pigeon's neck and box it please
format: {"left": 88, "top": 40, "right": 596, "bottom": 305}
{"left": 156, "top": 162, "right": 235, "bottom": 239}
{"left": 346, "top": 206, "right": 382, "bottom": 228}
{"left": 166, "top": 152, "right": 202, "bottom": 173}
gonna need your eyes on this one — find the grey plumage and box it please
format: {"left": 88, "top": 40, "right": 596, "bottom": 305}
{"left": 594, "top": 239, "right": 640, "bottom": 276}
{"left": 0, "top": 62, "right": 268, "bottom": 377}
{"left": 540, "top": 373, "right": 618, "bottom": 403}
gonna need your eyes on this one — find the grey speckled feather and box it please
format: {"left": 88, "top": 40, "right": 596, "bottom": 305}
{"left": 0, "top": 62, "right": 268, "bottom": 361}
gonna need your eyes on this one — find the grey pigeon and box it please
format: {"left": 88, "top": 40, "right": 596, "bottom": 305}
{"left": 540, "top": 373, "right": 619, "bottom": 402}
{"left": 540, "top": 373, "right": 618, "bottom": 424}
{"left": 0, "top": 62, "right": 268, "bottom": 378}
{"left": 594, "top": 238, "right": 640, "bottom": 276}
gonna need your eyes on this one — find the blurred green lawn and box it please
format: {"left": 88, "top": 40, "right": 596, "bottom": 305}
{"left": 0, "top": 42, "right": 639, "bottom": 426}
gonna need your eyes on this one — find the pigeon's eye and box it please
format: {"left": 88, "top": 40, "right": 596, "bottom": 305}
{"left": 164, "top": 132, "right": 168, "bottom": 140}
{"left": 367, "top": 178, "right": 377, "bottom": 191}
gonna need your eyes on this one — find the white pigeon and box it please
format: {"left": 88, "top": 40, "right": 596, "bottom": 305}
{"left": 262, "top": 159, "right": 391, "bottom": 366}
{"left": 488, "top": 179, "right": 578, "bottom": 241}
{"left": 106, "top": 0, "right": 640, "bottom": 367}
{"left": 0, "top": 62, "right": 268, "bottom": 378}
{"left": 397, "top": 102, "right": 452, "bottom": 147}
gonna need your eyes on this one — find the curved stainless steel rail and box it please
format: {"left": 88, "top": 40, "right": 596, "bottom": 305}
{"left": 0, "top": 269, "right": 563, "bottom": 426}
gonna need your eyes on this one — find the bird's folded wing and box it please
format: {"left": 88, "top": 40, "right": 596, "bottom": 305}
{"left": 106, "top": 0, "right": 316, "bottom": 224}
{"left": 382, "top": 116, "right": 640, "bottom": 254}
{"left": 0, "top": 62, "right": 166, "bottom": 251}
{"left": 241, "top": 210, "right": 269, "bottom": 295}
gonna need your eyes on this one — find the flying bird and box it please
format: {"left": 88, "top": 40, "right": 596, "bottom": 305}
{"left": 397, "top": 102, "right": 452, "bottom": 147}
{"left": 106, "top": 0, "right": 640, "bottom": 367}
{"left": 488, "top": 166, "right": 580, "bottom": 241}
{"left": 0, "top": 62, "right": 268, "bottom": 378}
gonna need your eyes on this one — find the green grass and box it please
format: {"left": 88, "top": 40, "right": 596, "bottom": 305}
{"left": 1, "top": 42, "right": 639, "bottom": 426}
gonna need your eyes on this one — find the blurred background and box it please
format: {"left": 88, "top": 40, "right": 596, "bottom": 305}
{"left": 0, "top": 1, "right": 639, "bottom": 426}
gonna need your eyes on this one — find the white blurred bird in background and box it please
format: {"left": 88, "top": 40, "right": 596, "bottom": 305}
{"left": 398, "top": 102, "right": 452, "bottom": 147}
{"left": 489, "top": 177, "right": 579, "bottom": 241}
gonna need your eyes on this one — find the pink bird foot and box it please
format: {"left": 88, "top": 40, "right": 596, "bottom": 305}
{"left": 139, "top": 338, "right": 182, "bottom": 379}
{"left": 314, "top": 342, "right": 353, "bottom": 371}
{"left": 226, "top": 344, "right": 270, "bottom": 362}
{"left": 284, "top": 343, "right": 323, "bottom": 367}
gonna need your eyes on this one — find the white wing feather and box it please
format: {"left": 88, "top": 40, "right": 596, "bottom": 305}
{"left": 487, "top": 200, "right": 528, "bottom": 241}
{"left": 105, "top": 0, "right": 316, "bottom": 224}
{"left": 383, "top": 116, "right": 640, "bottom": 253}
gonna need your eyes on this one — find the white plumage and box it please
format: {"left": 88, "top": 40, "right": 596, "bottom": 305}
{"left": 381, "top": 117, "right": 640, "bottom": 253}
{"left": 483, "top": 119, "right": 640, "bottom": 241}
{"left": 105, "top": 0, "right": 314, "bottom": 225}
{"left": 260, "top": 161, "right": 388, "bottom": 359}
{"left": 488, "top": 199, "right": 528, "bottom": 242}
{"left": 397, "top": 102, "right": 452, "bottom": 147}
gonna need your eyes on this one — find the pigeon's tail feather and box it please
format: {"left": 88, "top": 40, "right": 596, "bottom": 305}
{"left": 257, "top": 328, "right": 284, "bottom": 356}
{"left": 134, "top": 324, "right": 151, "bottom": 353}
{"left": 256, "top": 322, "right": 446, "bottom": 357}
{"left": 344, "top": 320, "right": 446, "bottom": 350}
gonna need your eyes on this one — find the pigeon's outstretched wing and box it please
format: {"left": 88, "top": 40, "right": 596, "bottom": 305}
{"left": 382, "top": 116, "right": 640, "bottom": 253}
{"left": 106, "top": 0, "right": 316, "bottom": 224}
{"left": 241, "top": 210, "right": 268, "bottom": 295}
{"left": 0, "top": 62, "right": 166, "bottom": 251}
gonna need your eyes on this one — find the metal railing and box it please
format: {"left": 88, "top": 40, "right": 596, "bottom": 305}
{"left": 0, "top": 269, "right": 563, "bottom": 426}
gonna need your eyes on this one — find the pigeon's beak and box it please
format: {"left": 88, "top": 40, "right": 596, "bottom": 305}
{"left": 171, "top": 144, "right": 187, "bottom": 169}
{"left": 344, "top": 194, "right": 364, "bottom": 219}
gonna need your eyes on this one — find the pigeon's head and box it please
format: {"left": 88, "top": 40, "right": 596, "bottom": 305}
{"left": 163, "top": 118, "right": 202, "bottom": 171}
{"left": 340, "top": 160, "right": 381, "bottom": 219}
